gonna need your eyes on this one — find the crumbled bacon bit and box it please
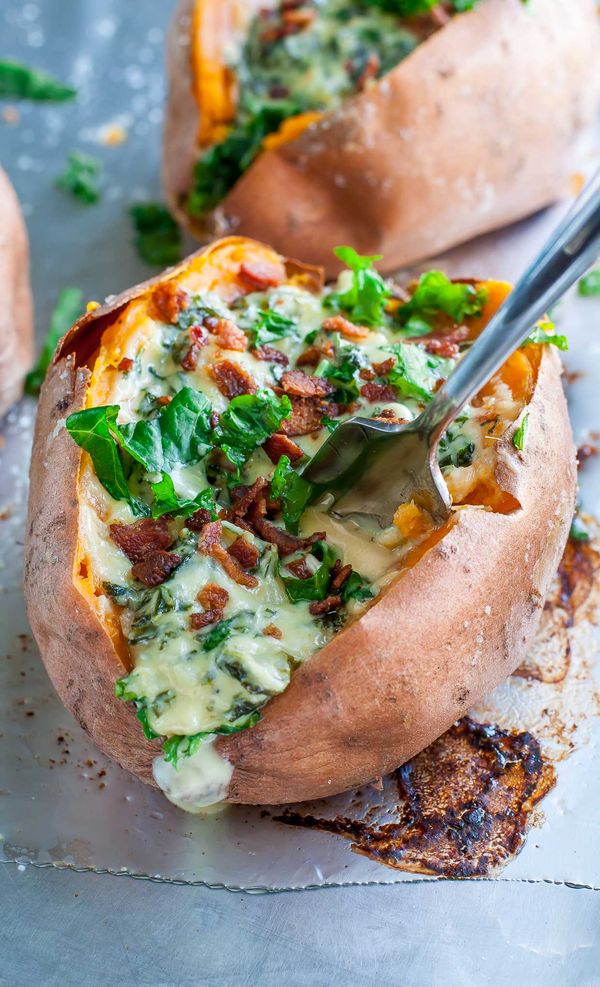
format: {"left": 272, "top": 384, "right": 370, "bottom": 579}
{"left": 180, "top": 324, "right": 209, "bottom": 371}
{"left": 286, "top": 556, "right": 312, "bottom": 579}
{"left": 227, "top": 477, "right": 270, "bottom": 522}
{"left": 282, "top": 6, "right": 315, "bottom": 28}
{"left": 203, "top": 314, "right": 221, "bottom": 333}
{"left": 280, "top": 370, "right": 335, "bottom": 399}
{"left": 309, "top": 595, "right": 342, "bottom": 616}
{"left": 131, "top": 550, "right": 181, "bottom": 587}
{"left": 356, "top": 52, "right": 380, "bottom": 91}
{"left": 238, "top": 260, "right": 284, "bottom": 291}
{"left": 423, "top": 338, "right": 460, "bottom": 359}
{"left": 253, "top": 344, "right": 289, "bottom": 365}
{"left": 210, "top": 410, "right": 220, "bottom": 429}
{"left": 198, "top": 582, "right": 229, "bottom": 611}
{"left": 212, "top": 544, "right": 259, "bottom": 588}
{"left": 250, "top": 511, "right": 325, "bottom": 556}
{"left": 197, "top": 520, "right": 223, "bottom": 553}
{"left": 215, "top": 318, "right": 247, "bottom": 351}
{"left": 149, "top": 283, "right": 187, "bottom": 324}
{"left": 263, "top": 623, "right": 282, "bottom": 639}
{"left": 374, "top": 409, "right": 408, "bottom": 425}
{"left": 420, "top": 326, "right": 469, "bottom": 359}
{"left": 372, "top": 357, "right": 395, "bottom": 377}
{"left": 263, "top": 432, "right": 304, "bottom": 465}
{"left": 360, "top": 382, "right": 397, "bottom": 403}
{"left": 359, "top": 367, "right": 376, "bottom": 382}
{"left": 322, "top": 315, "right": 370, "bottom": 340}
{"left": 156, "top": 395, "right": 171, "bottom": 406}
{"left": 117, "top": 357, "right": 134, "bottom": 373}
{"left": 228, "top": 536, "right": 260, "bottom": 570}
{"left": 210, "top": 360, "right": 258, "bottom": 398}
{"left": 110, "top": 518, "right": 173, "bottom": 565}
{"left": 189, "top": 609, "right": 222, "bottom": 630}
{"left": 330, "top": 562, "right": 353, "bottom": 593}
{"left": 186, "top": 508, "right": 213, "bottom": 532}
{"left": 295, "top": 345, "right": 321, "bottom": 367}
{"left": 269, "top": 83, "right": 290, "bottom": 99}
{"left": 281, "top": 397, "right": 335, "bottom": 437}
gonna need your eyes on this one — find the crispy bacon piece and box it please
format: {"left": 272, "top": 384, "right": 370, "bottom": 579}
{"left": 372, "top": 357, "right": 395, "bottom": 377}
{"left": 286, "top": 556, "right": 313, "bottom": 579}
{"left": 373, "top": 409, "right": 408, "bottom": 425}
{"left": 250, "top": 513, "right": 325, "bottom": 556}
{"left": 197, "top": 520, "right": 223, "bottom": 553}
{"left": 253, "top": 344, "right": 289, "bottom": 365}
{"left": 180, "top": 324, "right": 209, "bottom": 371}
{"left": 228, "top": 536, "right": 260, "bottom": 570}
{"left": 356, "top": 53, "right": 380, "bottom": 91}
{"left": 110, "top": 518, "right": 173, "bottom": 565}
{"left": 212, "top": 544, "right": 259, "bottom": 588}
{"left": 263, "top": 432, "right": 304, "bottom": 465}
{"left": 359, "top": 367, "right": 376, "bottom": 382}
{"left": 186, "top": 508, "right": 213, "bottom": 532}
{"left": 227, "top": 477, "right": 270, "bottom": 522}
{"left": 263, "top": 623, "right": 282, "bottom": 639}
{"left": 149, "top": 283, "right": 187, "bottom": 324}
{"left": 420, "top": 326, "right": 469, "bottom": 359}
{"left": 215, "top": 318, "right": 247, "bottom": 352}
{"left": 189, "top": 609, "right": 222, "bottom": 630}
{"left": 360, "top": 382, "right": 397, "bottom": 403}
{"left": 330, "top": 561, "right": 353, "bottom": 593}
{"left": 282, "top": 6, "right": 315, "bottom": 28}
{"left": 322, "top": 315, "right": 370, "bottom": 341}
{"left": 197, "top": 520, "right": 258, "bottom": 587}
{"left": 309, "top": 595, "right": 342, "bottom": 616}
{"left": 281, "top": 397, "right": 335, "bottom": 437}
{"left": 280, "top": 370, "right": 334, "bottom": 399}
{"left": 295, "top": 345, "right": 321, "bottom": 367}
{"left": 198, "top": 582, "right": 229, "bottom": 611}
{"left": 117, "top": 357, "right": 134, "bottom": 373}
{"left": 156, "top": 395, "right": 171, "bottom": 407}
{"left": 210, "top": 359, "right": 258, "bottom": 398}
{"left": 131, "top": 550, "right": 182, "bottom": 587}
{"left": 238, "top": 261, "right": 284, "bottom": 291}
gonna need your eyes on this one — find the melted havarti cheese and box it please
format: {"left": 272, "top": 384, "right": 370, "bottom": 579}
{"left": 72, "top": 249, "right": 536, "bottom": 810}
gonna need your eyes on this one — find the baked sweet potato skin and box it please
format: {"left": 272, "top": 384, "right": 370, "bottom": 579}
{"left": 0, "top": 167, "right": 33, "bottom": 416}
{"left": 24, "top": 238, "right": 576, "bottom": 803}
{"left": 164, "top": 0, "right": 600, "bottom": 277}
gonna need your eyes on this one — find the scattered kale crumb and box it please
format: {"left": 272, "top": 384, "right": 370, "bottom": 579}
{"left": 56, "top": 151, "right": 103, "bottom": 204}
{"left": 130, "top": 202, "right": 183, "bottom": 266}
{"left": 0, "top": 59, "right": 76, "bottom": 101}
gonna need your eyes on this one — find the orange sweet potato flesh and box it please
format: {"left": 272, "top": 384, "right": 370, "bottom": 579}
{"left": 164, "top": 0, "right": 600, "bottom": 278}
{"left": 24, "top": 237, "right": 576, "bottom": 805}
{"left": 0, "top": 167, "right": 33, "bottom": 417}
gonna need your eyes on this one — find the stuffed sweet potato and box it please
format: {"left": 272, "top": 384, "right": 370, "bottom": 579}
{"left": 25, "top": 236, "right": 576, "bottom": 809}
{"left": 0, "top": 166, "right": 33, "bottom": 416}
{"left": 163, "top": 0, "right": 600, "bottom": 277}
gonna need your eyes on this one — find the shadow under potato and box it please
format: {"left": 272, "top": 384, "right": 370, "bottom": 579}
{"left": 272, "top": 535, "right": 600, "bottom": 878}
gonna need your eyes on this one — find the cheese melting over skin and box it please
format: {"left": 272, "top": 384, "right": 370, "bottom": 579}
{"left": 77, "top": 267, "right": 528, "bottom": 811}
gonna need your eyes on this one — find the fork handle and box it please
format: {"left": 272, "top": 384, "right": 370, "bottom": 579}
{"left": 420, "top": 169, "right": 600, "bottom": 445}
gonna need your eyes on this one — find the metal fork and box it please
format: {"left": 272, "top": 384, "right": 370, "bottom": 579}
{"left": 302, "top": 169, "right": 600, "bottom": 528}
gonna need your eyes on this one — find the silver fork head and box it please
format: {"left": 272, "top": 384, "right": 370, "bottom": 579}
{"left": 302, "top": 416, "right": 451, "bottom": 530}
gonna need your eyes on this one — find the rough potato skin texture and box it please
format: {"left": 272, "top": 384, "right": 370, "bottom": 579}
{"left": 163, "top": 0, "right": 600, "bottom": 277}
{"left": 0, "top": 167, "right": 33, "bottom": 416}
{"left": 24, "top": 239, "right": 576, "bottom": 803}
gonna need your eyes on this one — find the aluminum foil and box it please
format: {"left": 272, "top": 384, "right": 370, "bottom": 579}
{"left": 1, "top": 0, "right": 600, "bottom": 891}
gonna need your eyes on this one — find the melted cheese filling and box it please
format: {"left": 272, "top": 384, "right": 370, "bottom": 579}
{"left": 74, "top": 262, "right": 532, "bottom": 801}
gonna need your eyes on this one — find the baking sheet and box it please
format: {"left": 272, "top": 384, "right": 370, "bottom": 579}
{"left": 1, "top": 0, "right": 600, "bottom": 891}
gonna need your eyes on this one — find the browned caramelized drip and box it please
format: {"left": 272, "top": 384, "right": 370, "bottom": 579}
{"left": 276, "top": 718, "right": 555, "bottom": 877}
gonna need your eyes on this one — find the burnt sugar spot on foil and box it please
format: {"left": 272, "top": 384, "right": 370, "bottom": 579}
{"left": 275, "top": 718, "right": 555, "bottom": 878}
